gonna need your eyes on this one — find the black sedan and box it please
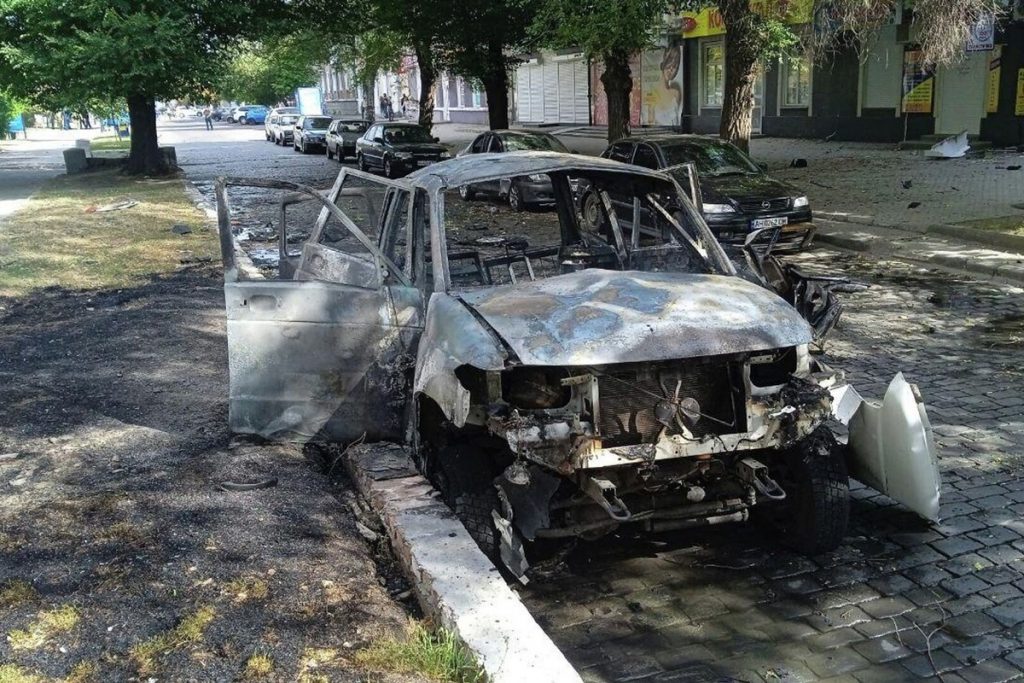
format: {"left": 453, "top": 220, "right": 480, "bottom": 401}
{"left": 594, "top": 135, "right": 815, "bottom": 250}
{"left": 293, "top": 115, "right": 332, "bottom": 154}
{"left": 457, "top": 130, "right": 569, "bottom": 211}
{"left": 326, "top": 119, "right": 370, "bottom": 161}
{"left": 355, "top": 122, "right": 451, "bottom": 178}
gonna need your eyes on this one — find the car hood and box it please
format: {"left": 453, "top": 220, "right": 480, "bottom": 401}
{"left": 689, "top": 172, "right": 801, "bottom": 205}
{"left": 456, "top": 269, "right": 812, "bottom": 366}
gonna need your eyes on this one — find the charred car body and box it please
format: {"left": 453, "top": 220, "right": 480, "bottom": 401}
{"left": 215, "top": 152, "right": 941, "bottom": 580}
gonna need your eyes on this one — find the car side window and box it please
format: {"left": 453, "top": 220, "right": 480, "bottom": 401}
{"left": 608, "top": 142, "right": 633, "bottom": 163}
{"left": 633, "top": 144, "right": 659, "bottom": 170}
{"left": 470, "top": 134, "right": 488, "bottom": 153}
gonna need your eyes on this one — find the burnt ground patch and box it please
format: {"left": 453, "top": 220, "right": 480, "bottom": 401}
{"left": 0, "top": 265, "right": 422, "bottom": 682}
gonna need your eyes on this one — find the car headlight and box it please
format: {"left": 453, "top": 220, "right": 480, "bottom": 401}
{"left": 703, "top": 203, "right": 736, "bottom": 214}
{"left": 793, "top": 195, "right": 809, "bottom": 208}
{"left": 395, "top": 152, "right": 414, "bottom": 160}
{"left": 527, "top": 174, "right": 547, "bottom": 182}
{"left": 439, "top": 151, "right": 452, "bottom": 159}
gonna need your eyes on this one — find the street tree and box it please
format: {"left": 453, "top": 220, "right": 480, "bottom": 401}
{"left": 532, "top": 0, "right": 671, "bottom": 142}
{"left": 219, "top": 35, "right": 327, "bottom": 106}
{"left": 685, "top": 0, "right": 1004, "bottom": 151}
{"left": 441, "top": 0, "right": 538, "bottom": 130}
{"left": 0, "top": 0, "right": 288, "bottom": 174}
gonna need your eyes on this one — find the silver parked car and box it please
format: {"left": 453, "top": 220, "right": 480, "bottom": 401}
{"left": 214, "top": 153, "right": 941, "bottom": 580}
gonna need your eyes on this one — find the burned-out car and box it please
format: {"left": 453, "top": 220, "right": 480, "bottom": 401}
{"left": 215, "top": 152, "right": 941, "bottom": 580}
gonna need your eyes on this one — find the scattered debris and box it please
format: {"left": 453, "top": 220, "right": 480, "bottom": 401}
{"left": 217, "top": 478, "right": 278, "bottom": 492}
{"left": 908, "top": 202, "right": 921, "bottom": 209}
{"left": 85, "top": 198, "right": 139, "bottom": 213}
{"left": 789, "top": 158, "right": 808, "bottom": 168}
{"left": 901, "top": 180, "right": 913, "bottom": 189}
{"left": 0, "top": 452, "right": 19, "bottom": 462}
{"left": 354, "top": 521, "right": 379, "bottom": 543}
{"left": 171, "top": 224, "right": 192, "bottom": 235}
{"left": 925, "top": 131, "right": 970, "bottom": 159}
{"left": 1007, "top": 165, "right": 1021, "bottom": 171}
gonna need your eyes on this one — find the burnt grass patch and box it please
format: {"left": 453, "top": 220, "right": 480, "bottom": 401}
{"left": 0, "top": 264, "right": 420, "bottom": 682}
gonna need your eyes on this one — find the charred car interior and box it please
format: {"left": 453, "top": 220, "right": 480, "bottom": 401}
{"left": 216, "top": 151, "right": 942, "bottom": 581}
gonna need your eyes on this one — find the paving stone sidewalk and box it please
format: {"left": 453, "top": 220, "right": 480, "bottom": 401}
{"left": 519, "top": 249, "right": 1024, "bottom": 683}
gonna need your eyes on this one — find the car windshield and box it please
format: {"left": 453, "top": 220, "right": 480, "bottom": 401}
{"left": 384, "top": 126, "right": 434, "bottom": 144}
{"left": 502, "top": 134, "right": 569, "bottom": 153}
{"left": 338, "top": 121, "right": 369, "bottom": 133}
{"left": 661, "top": 141, "right": 761, "bottom": 177}
{"left": 280, "top": 115, "right": 298, "bottom": 125}
{"left": 307, "top": 117, "right": 331, "bottom": 130}
{"left": 441, "top": 169, "right": 728, "bottom": 291}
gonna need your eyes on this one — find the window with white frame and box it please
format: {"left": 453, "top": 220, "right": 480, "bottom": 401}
{"left": 781, "top": 54, "right": 811, "bottom": 107}
{"left": 702, "top": 42, "right": 725, "bottom": 107}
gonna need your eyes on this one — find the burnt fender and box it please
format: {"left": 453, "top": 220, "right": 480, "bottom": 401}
{"left": 830, "top": 373, "right": 941, "bottom": 521}
{"left": 413, "top": 293, "right": 507, "bottom": 427}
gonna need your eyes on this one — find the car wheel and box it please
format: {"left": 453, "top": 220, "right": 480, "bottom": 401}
{"left": 774, "top": 427, "right": 849, "bottom": 555}
{"left": 240, "top": 117, "right": 248, "bottom": 125}
{"left": 458, "top": 184, "right": 475, "bottom": 201}
{"left": 357, "top": 153, "right": 367, "bottom": 172}
{"left": 508, "top": 183, "right": 524, "bottom": 212}
{"left": 581, "top": 191, "right": 603, "bottom": 230}
{"left": 383, "top": 157, "right": 394, "bottom": 178}
{"left": 327, "top": 145, "right": 333, "bottom": 160}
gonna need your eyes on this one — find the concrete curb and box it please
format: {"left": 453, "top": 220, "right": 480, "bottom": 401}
{"left": 815, "top": 211, "right": 1024, "bottom": 255}
{"left": 343, "top": 444, "right": 582, "bottom": 683}
{"left": 814, "top": 229, "right": 1024, "bottom": 285}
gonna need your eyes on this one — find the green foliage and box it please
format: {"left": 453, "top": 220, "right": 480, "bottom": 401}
{"left": 356, "top": 623, "right": 484, "bottom": 683}
{"left": 531, "top": 0, "right": 672, "bottom": 59}
{"left": 332, "top": 29, "right": 406, "bottom": 92}
{"left": 0, "top": 89, "right": 26, "bottom": 137}
{"left": 0, "top": 1, "right": 288, "bottom": 107}
{"left": 218, "top": 34, "right": 327, "bottom": 105}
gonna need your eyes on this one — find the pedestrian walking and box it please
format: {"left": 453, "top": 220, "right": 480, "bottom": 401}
{"left": 379, "top": 94, "right": 387, "bottom": 118}
{"left": 400, "top": 94, "right": 408, "bottom": 117}
{"left": 385, "top": 94, "right": 394, "bottom": 121}
{"left": 203, "top": 106, "right": 214, "bottom": 131}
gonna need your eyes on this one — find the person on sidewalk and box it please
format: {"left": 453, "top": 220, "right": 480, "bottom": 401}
{"left": 385, "top": 94, "right": 394, "bottom": 121}
{"left": 203, "top": 106, "right": 214, "bottom": 131}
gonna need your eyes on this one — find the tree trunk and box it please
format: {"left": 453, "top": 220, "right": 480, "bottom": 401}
{"left": 125, "top": 93, "right": 168, "bottom": 175}
{"left": 718, "top": 0, "right": 760, "bottom": 152}
{"left": 482, "top": 41, "right": 510, "bottom": 130}
{"left": 414, "top": 43, "right": 437, "bottom": 133}
{"left": 601, "top": 50, "right": 632, "bottom": 142}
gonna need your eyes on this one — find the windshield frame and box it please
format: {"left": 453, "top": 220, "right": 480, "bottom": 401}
{"left": 431, "top": 169, "right": 734, "bottom": 293}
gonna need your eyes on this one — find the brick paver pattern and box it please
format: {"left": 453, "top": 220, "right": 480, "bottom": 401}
{"left": 519, "top": 250, "right": 1024, "bottom": 683}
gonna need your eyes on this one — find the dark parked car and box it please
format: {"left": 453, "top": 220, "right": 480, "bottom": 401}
{"left": 293, "top": 115, "right": 332, "bottom": 153}
{"left": 326, "top": 119, "right": 370, "bottom": 161}
{"left": 458, "top": 130, "right": 570, "bottom": 210}
{"left": 355, "top": 122, "right": 451, "bottom": 178}
{"left": 592, "top": 135, "right": 815, "bottom": 251}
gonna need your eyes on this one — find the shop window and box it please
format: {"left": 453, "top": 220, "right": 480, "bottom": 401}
{"left": 781, "top": 54, "right": 811, "bottom": 107}
{"left": 702, "top": 42, "right": 724, "bottom": 108}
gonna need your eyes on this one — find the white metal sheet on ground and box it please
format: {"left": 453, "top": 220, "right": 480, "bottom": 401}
{"left": 831, "top": 373, "right": 941, "bottom": 521}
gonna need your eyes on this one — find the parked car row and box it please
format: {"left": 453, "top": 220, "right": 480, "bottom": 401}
{"left": 455, "top": 130, "right": 815, "bottom": 250}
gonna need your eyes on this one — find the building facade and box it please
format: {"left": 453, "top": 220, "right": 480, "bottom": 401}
{"left": 319, "top": 57, "right": 489, "bottom": 124}
{"left": 679, "top": 3, "right": 1024, "bottom": 145}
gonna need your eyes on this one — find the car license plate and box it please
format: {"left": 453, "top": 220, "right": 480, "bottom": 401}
{"left": 751, "top": 217, "right": 788, "bottom": 229}
{"left": 417, "top": 160, "right": 434, "bottom": 167}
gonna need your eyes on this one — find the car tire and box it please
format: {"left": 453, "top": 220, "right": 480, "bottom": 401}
{"left": 357, "top": 154, "right": 367, "bottom": 172}
{"left": 383, "top": 157, "right": 394, "bottom": 178}
{"left": 240, "top": 117, "right": 247, "bottom": 125}
{"left": 326, "top": 146, "right": 334, "bottom": 160}
{"left": 581, "top": 191, "right": 603, "bottom": 230}
{"left": 508, "top": 183, "right": 524, "bottom": 212}
{"left": 776, "top": 427, "right": 850, "bottom": 555}
{"left": 458, "top": 184, "right": 475, "bottom": 201}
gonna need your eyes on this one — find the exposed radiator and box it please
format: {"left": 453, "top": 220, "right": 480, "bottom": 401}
{"left": 596, "top": 360, "right": 742, "bottom": 446}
